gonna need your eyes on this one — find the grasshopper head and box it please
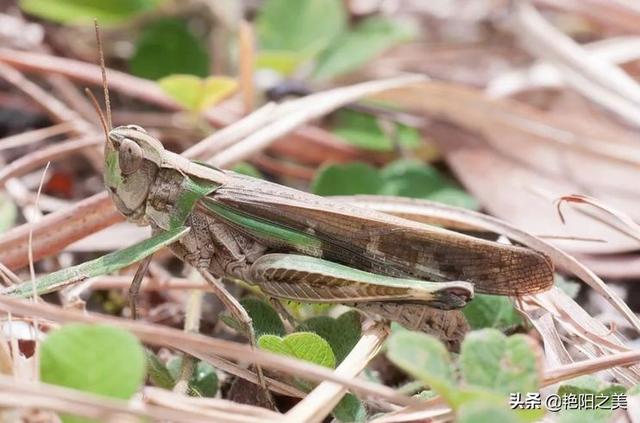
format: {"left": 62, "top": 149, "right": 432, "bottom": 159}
{"left": 104, "top": 125, "right": 164, "bottom": 225}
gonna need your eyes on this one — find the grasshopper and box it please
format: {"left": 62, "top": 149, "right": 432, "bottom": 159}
{"left": 103, "top": 122, "right": 554, "bottom": 332}
{"left": 83, "top": 24, "right": 553, "bottom": 348}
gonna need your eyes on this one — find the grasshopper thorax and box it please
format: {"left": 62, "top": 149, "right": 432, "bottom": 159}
{"left": 104, "top": 125, "right": 165, "bottom": 225}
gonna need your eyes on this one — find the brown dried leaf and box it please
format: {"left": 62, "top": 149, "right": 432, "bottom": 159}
{"left": 374, "top": 81, "right": 640, "bottom": 255}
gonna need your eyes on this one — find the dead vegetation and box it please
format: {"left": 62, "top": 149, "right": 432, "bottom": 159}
{"left": 1, "top": 0, "right": 640, "bottom": 422}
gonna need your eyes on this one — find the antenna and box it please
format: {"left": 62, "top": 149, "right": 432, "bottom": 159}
{"left": 85, "top": 88, "right": 109, "bottom": 140}
{"left": 94, "top": 20, "right": 112, "bottom": 130}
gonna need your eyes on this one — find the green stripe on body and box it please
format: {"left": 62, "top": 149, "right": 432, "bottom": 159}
{"left": 200, "top": 198, "right": 322, "bottom": 254}
{"left": 170, "top": 176, "right": 218, "bottom": 229}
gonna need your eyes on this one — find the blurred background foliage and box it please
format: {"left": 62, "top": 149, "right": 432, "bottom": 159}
{"left": 16, "top": 0, "right": 470, "bottom": 207}
{"left": 5, "top": 1, "right": 636, "bottom": 421}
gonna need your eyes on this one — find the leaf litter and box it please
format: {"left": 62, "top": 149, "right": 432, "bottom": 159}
{"left": 1, "top": 1, "right": 640, "bottom": 422}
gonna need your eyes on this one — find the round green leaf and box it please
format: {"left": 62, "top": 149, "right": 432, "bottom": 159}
{"left": 386, "top": 331, "right": 455, "bottom": 400}
{"left": 258, "top": 332, "right": 336, "bottom": 368}
{"left": 200, "top": 77, "right": 238, "bottom": 110}
{"left": 462, "top": 294, "right": 523, "bottom": 330}
{"left": 333, "top": 393, "right": 367, "bottom": 422}
{"left": 20, "top": 0, "right": 163, "bottom": 25}
{"left": 158, "top": 75, "right": 237, "bottom": 112}
{"left": 555, "top": 377, "right": 625, "bottom": 423}
{"left": 191, "top": 361, "right": 218, "bottom": 397}
{"left": 460, "top": 330, "right": 540, "bottom": 395}
{"left": 555, "top": 378, "right": 621, "bottom": 423}
{"left": 332, "top": 110, "right": 420, "bottom": 151}
{"left": 240, "top": 297, "right": 286, "bottom": 338}
{"left": 426, "top": 187, "right": 479, "bottom": 210}
{"left": 130, "top": 19, "right": 209, "bottom": 80}
{"left": 232, "top": 162, "right": 263, "bottom": 179}
{"left": 257, "top": 0, "right": 346, "bottom": 56}
{"left": 40, "top": 324, "right": 145, "bottom": 399}
{"left": 296, "top": 310, "right": 361, "bottom": 363}
{"left": 283, "top": 332, "right": 336, "bottom": 368}
{"left": 314, "top": 17, "right": 417, "bottom": 80}
{"left": 256, "top": 50, "right": 305, "bottom": 75}
{"left": 258, "top": 334, "right": 293, "bottom": 356}
{"left": 312, "top": 162, "right": 382, "bottom": 196}
{"left": 159, "top": 75, "right": 202, "bottom": 111}
{"left": 167, "top": 357, "right": 218, "bottom": 397}
{"left": 379, "top": 159, "right": 449, "bottom": 198}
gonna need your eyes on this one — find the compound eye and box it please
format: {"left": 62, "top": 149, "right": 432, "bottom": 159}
{"left": 125, "top": 124, "right": 147, "bottom": 133}
{"left": 118, "top": 138, "right": 143, "bottom": 175}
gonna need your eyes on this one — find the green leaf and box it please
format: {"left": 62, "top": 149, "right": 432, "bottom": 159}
{"left": 145, "top": 349, "right": 174, "bottom": 390}
{"left": 284, "top": 332, "right": 336, "bottom": 368}
{"left": 557, "top": 376, "right": 603, "bottom": 395}
{"left": 257, "top": 334, "right": 291, "bottom": 355}
{"left": 386, "top": 331, "right": 456, "bottom": 402}
{"left": 130, "top": 19, "right": 209, "bottom": 80}
{"left": 628, "top": 384, "right": 640, "bottom": 395}
{"left": 454, "top": 389, "right": 543, "bottom": 422}
{"left": 314, "top": 17, "right": 417, "bottom": 79}
{"left": 462, "top": 294, "right": 522, "bottom": 330}
{"left": 555, "top": 275, "right": 580, "bottom": 299}
{"left": 40, "top": 325, "right": 145, "bottom": 405}
{"left": 257, "top": 0, "right": 346, "bottom": 56}
{"left": 0, "top": 194, "right": 16, "bottom": 233}
{"left": 218, "top": 313, "right": 245, "bottom": 335}
{"left": 311, "top": 158, "right": 478, "bottom": 213}
{"left": 558, "top": 375, "right": 626, "bottom": 400}
{"left": 426, "top": 187, "right": 480, "bottom": 210}
{"left": 379, "top": 159, "right": 449, "bottom": 197}
{"left": 158, "top": 75, "right": 201, "bottom": 111}
{"left": 241, "top": 297, "right": 286, "bottom": 338}
{"left": 312, "top": 162, "right": 382, "bottom": 196}
{"left": 555, "top": 377, "right": 627, "bottom": 423}
{"left": 296, "top": 310, "right": 362, "bottom": 363}
{"left": 388, "top": 330, "right": 544, "bottom": 422}
{"left": 191, "top": 361, "right": 218, "bottom": 397}
{"left": 312, "top": 158, "right": 477, "bottom": 208}
{"left": 158, "top": 75, "right": 237, "bottom": 112}
{"left": 258, "top": 332, "right": 336, "bottom": 368}
{"left": 285, "top": 301, "right": 333, "bottom": 320}
{"left": 255, "top": 50, "right": 305, "bottom": 75}
{"left": 190, "top": 76, "right": 237, "bottom": 110}
{"left": 20, "top": 0, "right": 163, "bottom": 25}
{"left": 458, "top": 401, "right": 523, "bottom": 423}
{"left": 167, "top": 357, "right": 218, "bottom": 397}
{"left": 232, "top": 162, "right": 263, "bottom": 179}
{"left": 333, "top": 393, "right": 367, "bottom": 422}
{"left": 460, "top": 330, "right": 540, "bottom": 395}
{"left": 332, "top": 109, "right": 421, "bottom": 152}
